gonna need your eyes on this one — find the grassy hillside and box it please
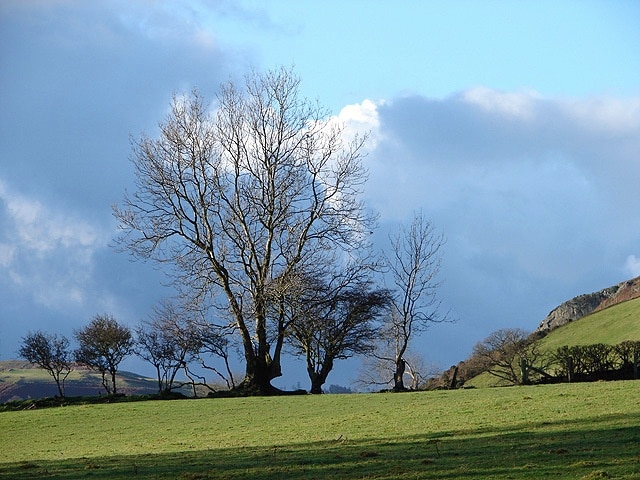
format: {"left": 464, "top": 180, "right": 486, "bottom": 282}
{"left": 1, "top": 381, "right": 638, "bottom": 479}
{"left": 0, "top": 361, "right": 162, "bottom": 403}
{"left": 537, "top": 296, "right": 640, "bottom": 352}
{"left": 465, "top": 298, "right": 640, "bottom": 388}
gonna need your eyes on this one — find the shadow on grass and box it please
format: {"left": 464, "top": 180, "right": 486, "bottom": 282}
{"left": 0, "top": 392, "right": 190, "bottom": 412}
{"left": 2, "top": 413, "right": 639, "bottom": 479}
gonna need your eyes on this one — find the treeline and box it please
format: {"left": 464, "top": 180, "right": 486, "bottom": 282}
{"left": 19, "top": 213, "right": 446, "bottom": 400}
{"left": 19, "top": 316, "right": 136, "bottom": 398}
{"left": 550, "top": 341, "right": 640, "bottom": 382}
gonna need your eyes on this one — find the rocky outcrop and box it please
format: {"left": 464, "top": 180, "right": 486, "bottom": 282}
{"left": 535, "top": 276, "right": 640, "bottom": 333}
{"left": 594, "top": 277, "right": 640, "bottom": 312}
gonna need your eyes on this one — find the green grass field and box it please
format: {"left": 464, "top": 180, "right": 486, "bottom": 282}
{"left": 1, "top": 381, "right": 639, "bottom": 479}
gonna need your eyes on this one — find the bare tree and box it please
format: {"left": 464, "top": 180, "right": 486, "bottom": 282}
{"left": 19, "top": 331, "right": 73, "bottom": 397}
{"left": 472, "top": 328, "right": 540, "bottom": 385}
{"left": 114, "top": 67, "right": 374, "bottom": 394}
{"left": 194, "top": 321, "right": 237, "bottom": 391}
{"left": 379, "top": 212, "right": 447, "bottom": 391}
{"left": 75, "top": 314, "right": 134, "bottom": 395}
{"left": 136, "top": 301, "right": 203, "bottom": 395}
{"left": 136, "top": 322, "right": 173, "bottom": 394}
{"left": 358, "top": 343, "right": 431, "bottom": 391}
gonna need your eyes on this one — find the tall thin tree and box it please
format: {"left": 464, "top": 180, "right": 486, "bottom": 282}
{"left": 380, "top": 212, "right": 447, "bottom": 391}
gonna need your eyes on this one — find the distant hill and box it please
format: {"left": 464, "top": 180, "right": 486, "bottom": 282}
{"left": 0, "top": 361, "right": 161, "bottom": 403}
{"left": 535, "top": 276, "right": 640, "bottom": 333}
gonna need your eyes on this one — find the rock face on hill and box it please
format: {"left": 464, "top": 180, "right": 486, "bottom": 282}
{"left": 535, "top": 276, "right": 640, "bottom": 333}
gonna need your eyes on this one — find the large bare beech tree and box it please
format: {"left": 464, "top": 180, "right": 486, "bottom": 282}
{"left": 114, "top": 67, "right": 373, "bottom": 394}
{"left": 379, "top": 212, "right": 447, "bottom": 391}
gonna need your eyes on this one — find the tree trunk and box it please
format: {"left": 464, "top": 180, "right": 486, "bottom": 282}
{"left": 235, "top": 305, "right": 282, "bottom": 395}
{"left": 241, "top": 353, "right": 279, "bottom": 395}
{"left": 307, "top": 357, "right": 332, "bottom": 394}
{"left": 449, "top": 365, "right": 458, "bottom": 389}
{"left": 53, "top": 376, "right": 64, "bottom": 397}
{"left": 100, "top": 370, "right": 111, "bottom": 394}
{"left": 393, "top": 358, "right": 406, "bottom": 391}
{"left": 155, "top": 365, "right": 162, "bottom": 394}
{"left": 110, "top": 368, "right": 118, "bottom": 395}
{"left": 309, "top": 378, "right": 324, "bottom": 394}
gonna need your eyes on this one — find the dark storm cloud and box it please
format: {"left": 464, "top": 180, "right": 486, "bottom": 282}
{"left": 0, "top": 0, "right": 244, "bottom": 360}
{"left": 0, "top": 0, "right": 241, "bottom": 211}
{"left": 356, "top": 89, "right": 640, "bottom": 364}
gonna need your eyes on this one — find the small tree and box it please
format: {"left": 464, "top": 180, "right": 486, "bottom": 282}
{"left": 379, "top": 212, "right": 448, "bottom": 391}
{"left": 194, "top": 321, "right": 237, "bottom": 391}
{"left": 136, "top": 323, "right": 172, "bottom": 394}
{"left": 286, "top": 276, "right": 390, "bottom": 393}
{"left": 75, "top": 314, "right": 134, "bottom": 395}
{"left": 19, "top": 331, "right": 72, "bottom": 397}
{"left": 136, "top": 301, "right": 203, "bottom": 395}
{"left": 614, "top": 340, "right": 640, "bottom": 369}
{"left": 472, "top": 328, "right": 541, "bottom": 385}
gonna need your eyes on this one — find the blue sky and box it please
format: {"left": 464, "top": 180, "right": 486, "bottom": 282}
{"left": 223, "top": 1, "right": 640, "bottom": 104}
{"left": 1, "top": 0, "right": 639, "bottom": 389}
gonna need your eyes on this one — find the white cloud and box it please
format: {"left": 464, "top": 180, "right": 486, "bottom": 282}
{"left": 337, "top": 99, "right": 380, "bottom": 128}
{"left": 561, "top": 97, "right": 640, "bottom": 135}
{"left": 0, "top": 181, "right": 108, "bottom": 309}
{"left": 2, "top": 190, "right": 100, "bottom": 255}
{"left": 332, "top": 99, "right": 382, "bottom": 151}
{"left": 461, "top": 87, "right": 539, "bottom": 120}
{"left": 625, "top": 255, "right": 640, "bottom": 278}
{"left": 0, "top": 243, "right": 15, "bottom": 267}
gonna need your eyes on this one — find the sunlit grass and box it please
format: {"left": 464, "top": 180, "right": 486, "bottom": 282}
{"left": 1, "top": 381, "right": 639, "bottom": 478}
{"left": 538, "top": 297, "right": 640, "bottom": 352}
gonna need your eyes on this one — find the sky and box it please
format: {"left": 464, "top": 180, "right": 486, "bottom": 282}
{"left": 1, "top": 0, "right": 639, "bottom": 390}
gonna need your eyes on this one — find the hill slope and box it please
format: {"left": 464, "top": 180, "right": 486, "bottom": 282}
{"left": 537, "top": 296, "right": 640, "bottom": 352}
{"left": 0, "top": 361, "right": 160, "bottom": 403}
{"left": 535, "top": 275, "right": 640, "bottom": 333}
{"left": 465, "top": 279, "right": 640, "bottom": 388}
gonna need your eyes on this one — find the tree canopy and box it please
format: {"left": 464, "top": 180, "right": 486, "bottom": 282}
{"left": 19, "top": 331, "right": 72, "bottom": 397}
{"left": 74, "top": 314, "right": 134, "bottom": 395}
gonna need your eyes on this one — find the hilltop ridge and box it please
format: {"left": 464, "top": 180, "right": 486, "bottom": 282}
{"left": 535, "top": 276, "right": 640, "bottom": 334}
